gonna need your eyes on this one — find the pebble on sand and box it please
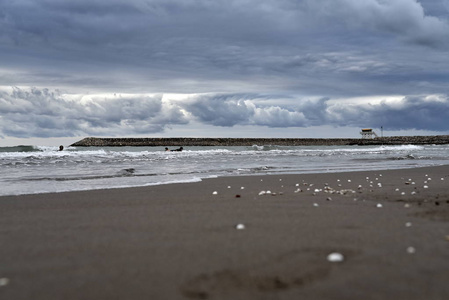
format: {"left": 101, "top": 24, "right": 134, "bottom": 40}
{"left": 406, "top": 246, "right": 416, "bottom": 254}
{"left": 376, "top": 203, "right": 383, "bottom": 208}
{"left": 0, "top": 278, "right": 9, "bottom": 287}
{"left": 236, "top": 224, "right": 245, "bottom": 230}
{"left": 327, "top": 252, "right": 344, "bottom": 262}
{"left": 405, "top": 222, "right": 412, "bottom": 227}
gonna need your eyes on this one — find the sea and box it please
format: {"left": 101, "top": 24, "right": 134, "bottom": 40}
{"left": 0, "top": 144, "right": 448, "bottom": 196}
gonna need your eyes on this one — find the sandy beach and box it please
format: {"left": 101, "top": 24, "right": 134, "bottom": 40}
{"left": 1, "top": 165, "right": 448, "bottom": 300}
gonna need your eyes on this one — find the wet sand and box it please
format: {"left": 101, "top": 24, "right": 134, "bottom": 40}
{"left": 1, "top": 165, "right": 448, "bottom": 300}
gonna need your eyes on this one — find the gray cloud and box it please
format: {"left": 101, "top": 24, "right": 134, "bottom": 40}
{"left": 1, "top": 88, "right": 448, "bottom": 139}
{"left": 0, "top": 87, "right": 188, "bottom": 138}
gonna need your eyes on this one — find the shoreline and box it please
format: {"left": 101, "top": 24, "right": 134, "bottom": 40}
{"left": 2, "top": 163, "right": 448, "bottom": 197}
{"left": 1, "top": 165, "right": 448, "bottom": 299}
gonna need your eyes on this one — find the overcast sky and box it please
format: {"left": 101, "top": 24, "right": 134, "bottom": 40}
{"left": 1, "top": 0, "right": 449, "bottom": 146}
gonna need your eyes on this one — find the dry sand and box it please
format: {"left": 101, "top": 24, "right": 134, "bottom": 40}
{"left": 0, "top": 165, "right": 448, "bottom": 300}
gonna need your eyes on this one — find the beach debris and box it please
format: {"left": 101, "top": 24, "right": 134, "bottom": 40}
{"left": 404, "top": 203, "right": 410, "bottom": 208}
{"left": 428, "top": 178, "right": 432, "bottom": 181}
{"left": 401, "top": 192, "right": 406, "bottom": 195}
{"left": 0, "top": 278, "right": 9, "bottom": 287}
{"left": 423, "top": 185, "right": 429, "bottom": 189}
{"left": 227, "top": 186, "right": 231, "bottom": 189}
{"left": 327, "top": 252, "right": 344, "bottom": 262}
{"left": 377, "top": 183, "right": 382, "bottom": 188}
{"left": 294, "top": 188, "right": 303, "bottom": 193}
{"left": 376, "top": 203, "right": 383, "bottom": 208}
{"left": 435, "top": 201, "right": 440, "bottom": 206}
{"left": 235, "top": 194, "right": 241, "bottom": 198}
{"left": 313, "top": 203, "right": 319, "bottom": 207}
{"left": 405, "top": 181, "right": 411, "bottom": 185}
{"left": 296, "top": 183, "right": 300, "bottom": 186}
{"left": 235, "top": 224, "right": 245, "bottom": 230}
{"left": 241, "top": 187, "right": 245, "bottom": 190}
{"left": 405, "top": 222, "right": 412, "bottom": 227}
{"left": 411, "top": 191, "right": 417, "bottom": 195}
{"left": 314, "top": 189, "right": 322, "bottom": 193}
{"left": 259, "top": 191, "right": 266, "bottom": 195}
{"left": 412, "top": 182, "right": 415, "bottom": 185}
{"left": 395, "top": 188, "right": 400, "bottom": 192}
{"left": 441, "top": 178, "right": 444, "bottom": 181}
{"left": 212, "top": 191, "right": 218, "bottom": 195}
{"left": 326, "top": 197, "right": 332, "bottom": 201}
{"left": 348, "top": 179, "right": 352, "bottom": 183}
{"left": 406, "top": 246, "right": 416, "bottom": 254}
{"left": 266, "top": 190, "right": 272, "bottom": 194}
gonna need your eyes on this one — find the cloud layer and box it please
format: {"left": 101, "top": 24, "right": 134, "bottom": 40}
{"left": 1, "top": 1, "right": 449, "bottom": 138}
{"left": 1, "top": 87, "right": 448, "bottom": 138}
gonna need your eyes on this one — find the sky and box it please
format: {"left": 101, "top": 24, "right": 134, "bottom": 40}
{"left": 1, "top": 0, "right": 449, "bottom": 146}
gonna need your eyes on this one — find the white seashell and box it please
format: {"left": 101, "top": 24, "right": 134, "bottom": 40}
{"left": 395, "top": 188, "right": 400, "bottom": 191}
{"left": 423, "top": 185, "right": 429, "bottom": 189}
{"left": 241, "top": 187, "right": 245, "bottom": 190}
{"left": 411, "top": 191, "right": 416, "bottom": 195}
{"left": 212, "top": 191, "right": 218, "bottom": 195}
{"left": 376, "top": 203, "right": 383, "bottom": 208}
{"left": 348, "top": 180, "right": 351, "bottom": 182}
{"left": 327, "top": 252, "right": 344, "bottom": 262}
{"left": 313, "top": 203, "right": 319, "bottom": 207}
{"left": 236, "top": 224, "right": 245, "bottom": 230}
{"left": 258, "top": 191, "right": 266, "bottom": 195}
{"left": 401, "top": 192, "right": 406, "bottom": 195}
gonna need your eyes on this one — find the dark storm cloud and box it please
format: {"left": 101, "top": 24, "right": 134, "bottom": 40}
{"left": 183, "top": 93, "right": 449, "bottom": 130}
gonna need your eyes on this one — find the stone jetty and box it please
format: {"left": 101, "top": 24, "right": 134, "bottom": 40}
{"left": 70, "top": 135, "right": 449, "bottom": 147}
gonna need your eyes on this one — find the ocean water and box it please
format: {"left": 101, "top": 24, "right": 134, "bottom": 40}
{"left": 0, "top": 144, "right": 448, "bottom": 196}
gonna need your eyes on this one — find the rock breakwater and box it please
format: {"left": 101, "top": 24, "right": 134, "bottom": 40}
{"left": 71, "top": 136, "right": 449, "bottom": 147}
